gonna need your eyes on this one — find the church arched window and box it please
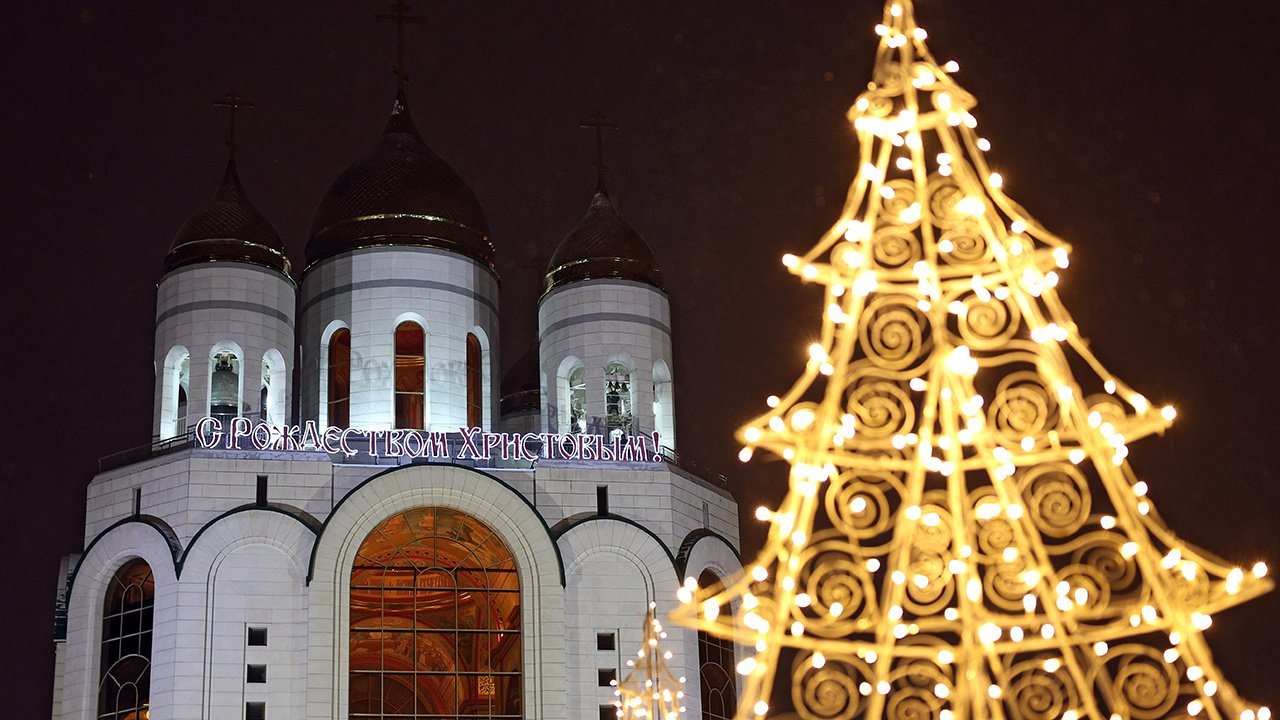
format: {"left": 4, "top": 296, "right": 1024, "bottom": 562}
{"left": 467, "top": 332, "right": 483, "bottom": 428}
{"left": 328, "top": 328, "right": 351, "bottom": 428}
{"left": 652, "top": 361, "right": 675, "bottom": 450}
{"left": 99, "top": 559, "right": 154, "bottom": 720}
{"left": 209, "top": 345, "right": 242, "bottom": 423}
{"left": 175, "top": 352, "right": 189, "bottom": 437}
{"left": 604, "top": 361, "right": 633, "bottom": 440}
{"left": 697, "top": 570, "right": 736, "bottom": 720}
{"left": 568, "top": 366, "right": 587, "bottom": 434}
{"left": 160, "top": 346, "right": 190, "bottom": 439}
{"left": 395, "top": 322, "right": 426, "bottom": 429}
{"left": 350, "top": 508, "right": 522, "bottom": 720}
{"left": 260, "top": 349, "right": 287, "bottom": 425}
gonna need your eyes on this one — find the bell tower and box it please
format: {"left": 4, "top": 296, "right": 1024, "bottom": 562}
{"left": 152, "top": 92, "right": 295, "bottom": 438}
{"left": 538, "top": 115, "right": 676, "bottom": 448}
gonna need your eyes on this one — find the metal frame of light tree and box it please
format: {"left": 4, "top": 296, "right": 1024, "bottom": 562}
{"left": 615, "top": 603, "right": 689, "bottom": 720}
{"left": 673, "top": 2, "right": 1272, "bottom": 720}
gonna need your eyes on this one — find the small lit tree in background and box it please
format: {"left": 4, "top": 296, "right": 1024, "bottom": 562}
{"left": 615, "top": 603, "right": 688, "bottom": 720}
{"left": 673, "top": 2, "right": 1272, "bottom": 719}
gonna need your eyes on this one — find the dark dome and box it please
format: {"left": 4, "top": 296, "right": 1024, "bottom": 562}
{"left": 306, "top": 90, "right": 493, "bottom": 269}
{"left": 165, "top": 158, "right": 291, "bottom": 276}
{"left": 543, "top": 192, "right": 662, "bottom": 294}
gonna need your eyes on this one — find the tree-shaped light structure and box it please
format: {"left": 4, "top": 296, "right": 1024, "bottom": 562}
{"left": 615, "top": 603, "right": 688, "bottom": 720}
{"left": 673, "top": 3, "right": 1272, "bottom": 719}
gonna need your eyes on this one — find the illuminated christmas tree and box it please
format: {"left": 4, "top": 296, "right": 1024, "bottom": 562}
{"left": 614, "top": 604, "right": 688, "bottom": 720}
{"left": 673, "top": 2, "right": 1273, "bottom": 719}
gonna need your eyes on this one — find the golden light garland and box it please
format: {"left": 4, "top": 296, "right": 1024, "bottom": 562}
{"left": 672, "top": 3, "right": 1272, "bottom": 719}
{"left": 615, "top": 603, "right": 689, "bottom": 720}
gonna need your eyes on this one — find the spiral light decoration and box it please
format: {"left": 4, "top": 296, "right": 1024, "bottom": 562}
{"left": 672, "top": 3, "right": 1272, "bottom": 720}
{"left": 615, "top": 604, "right": 689, "bottom": 720}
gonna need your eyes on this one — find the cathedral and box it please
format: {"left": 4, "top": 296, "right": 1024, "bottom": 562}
{"left": 49, "top": 46, "right": 742, "bottom": 720}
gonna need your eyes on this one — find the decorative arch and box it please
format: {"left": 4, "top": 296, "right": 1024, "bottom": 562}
{"left": 652, "top": 360, "right": 676, "bottom": 450}
{"left": 160, "top": 345, "right": 190, "bottom": 439}
{"left": 321, "top": 321, "right": 352, "bottom": 428}
{"left": 696, "top": 569, "right": 737, "bottom": 720}
{"left": 61, "top": 522, "right": 178, "bottom": 720}
{"left": 676, "top": 531, "right": 743, "bottom": 720}
{"left": 555, "top": 355, "right": 586, "bottom": 435}
{"left": 207, "top": 340, "right": 245, "bottom": 422}
{"left": 350, "top": 508, "right": 522, "bottom": 718}
{"left": 556, "top": 516, "right": 687, "bottom": 720}
{"left": 604, "top": 357, "right": 635, "bottom": 440}
{"left": 466, "top": 327, "right": 491, "bottom": 429}
{"left": 392, "top": 315, "right": 428, "bottom": 429}
{"left": 306, "top": 463, "right": 566, "bottom": 720}
{"left": 98, "top": 559, "right": 154, "bottom": 720}
{"left": 261, "top": 348, "right": 288, "bottom": 425}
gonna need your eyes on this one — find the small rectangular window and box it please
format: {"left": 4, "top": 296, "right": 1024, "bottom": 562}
{"left": 246, "top": 701, "right": 266, "bottom": 720}
{"left": 247, "top": 664, "right": 267, "bottom": 683}
{"left": 598, "top": 668, "right": 617, "bottom": 687}
{"left": 247, "top": 626, "right": 268, "bottom": 646}
{"left": 132, "top": 488, "right": 142, "bottom": 517}
{"left": 596, "top": 485, "right": 609, "bottom": 515}
{"left": 256, "top": 475, "right": 268, "bottom": 506}
{"left": 600, "top": 705, "right": 618, "bottom": 720}
{"left": 596, "top": 632, "right": 615, "bottom": 651}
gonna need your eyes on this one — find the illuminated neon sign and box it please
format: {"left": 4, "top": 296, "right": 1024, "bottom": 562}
{"left": 192, "top": 417, "right": 665, "bottom": 463}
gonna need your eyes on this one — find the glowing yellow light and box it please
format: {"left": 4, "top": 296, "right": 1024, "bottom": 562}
{"left": 672, "top": 7, "right": 1272, "bottom": 720}
{"left": 955, "top": 196, "right": 985, "bottom": 216}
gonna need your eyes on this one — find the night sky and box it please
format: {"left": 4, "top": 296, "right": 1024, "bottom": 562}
{"left": 4, "top": 1, "right": 1278, "bottom": 715}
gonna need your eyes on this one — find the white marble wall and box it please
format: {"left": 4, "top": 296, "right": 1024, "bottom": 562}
{"left": 153, "top": 262, "right": 296, "bottom": 439}
{"left": 298, "top": 247, "right": 500, "bottom": 432}
{"left": 538, "top": 279, "right": 675, "bottom": 448}
{"left": 65, "top": 449, "right": 739, "bottom": 720}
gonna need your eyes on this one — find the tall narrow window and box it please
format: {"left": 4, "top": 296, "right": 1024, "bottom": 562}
{"left": 568, "top": 367, "right": 587, "bottom": 434}
{"left": 210, "top": 350, "right": 241, "bottom": 423}
{"left": 466, "top": 333, "right": 483, "bottom": 428}
{"left": 175, "top": 353, "right": 190, "bottom": 437}
{"left": 350, "top": 508, "right": 522, "bottom": 720}
{"left": 697, "top": 571, "right": 736, "bottom": 720}
{"left": 328, "top": 328, "right": 351, "bottom": 428}
{"left": 652, "top": 361, "right": 675, "bottom": 450}
{"left": 99, "top": 560, "right": 154, "bottom": 720}
{"left": 394, "top": 322, "right": 426, "bottom": 429}
{"left": 604, "top": 362, "right": 632, "bottom": 440}
{"left": 260, "top": 372, "right": 270, "bottom": 423}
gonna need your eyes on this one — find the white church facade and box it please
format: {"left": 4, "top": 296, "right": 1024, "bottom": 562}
{"left": 50, "top": 85, "right": 742, "bottom": 720}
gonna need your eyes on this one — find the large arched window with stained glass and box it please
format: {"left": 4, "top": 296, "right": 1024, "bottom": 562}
{"left": 697, "top": 570, "right": 736, "bottom": 720}
{"left": 350, "top": 508, "right": 522, "bottom": 720}
{"left": 99, "top": 559, "right": 154, "bottom": 720}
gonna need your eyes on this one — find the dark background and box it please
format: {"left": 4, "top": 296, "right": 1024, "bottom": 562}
{"left": 3, "top": 1, "right": 1278, "bottom": 715}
